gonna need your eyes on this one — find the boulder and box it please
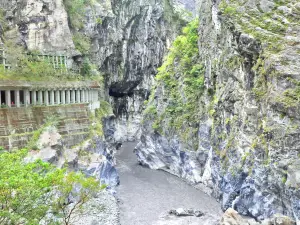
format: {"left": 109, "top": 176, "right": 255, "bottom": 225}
{"left": 220, "top": 208, "right": 255, "bottom": 225}
{"left": 220, "top": 209, "right": 296, "bottom": 225}
{"left": 169, "top": 208, "right": 204, "bottom": 217}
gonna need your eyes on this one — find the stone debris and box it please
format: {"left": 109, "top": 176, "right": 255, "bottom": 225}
{"left": 72, "top": 190, "right": 120, "bottom": 225}
{"left": 169, "top": 208, "right": 205, "bottom": 217}
{"left": 219, "top": 208, "right": 296, "bottom": 225}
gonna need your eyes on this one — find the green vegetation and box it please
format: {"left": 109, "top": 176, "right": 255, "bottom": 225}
{"left": 90, "top": 100, "right": 113, "bottom": 137}
{"left": 0, "top": 41, "right": 101, "bottom": 81}
{"left": 219, "top": 0, "right": 290, "bottom": 53}
{"left": 252, "top": 57, "right": 269, "bottom": 99}
{"left": 0, "top": 41, "right": 77, "bottom": 81}
{"left": 63, "top": 0, "right": 94, "bottom": 54}
{"left": 0, "top": 149, "right": 104, "bottom": 225}
{"left": 218, "top": 0, "right": 300, "bottom": 104}
{"left": 144, "top": 19, "right": 204, "bottom": 145}
{"left": 95, "top": 17, "right": 103, "bottom": 25}
{"left": 0, "top": 57, "right": 80, "bottom": 82}
{"left": 163, "top": 0, "right": 184, "bottom": 23}
{"left": 0, "top": 8, "right": 8, "bottom": 31}
{"left": 72, "top": 33, "right": 91, "bottom": 55}
{"left": 162, "top": 0, "right": 188, "bottom": 38}
{"left": 276, "top": 85, "right": 300, "bottom": 108}
{"left": 63, "top": 0, "right": 93, "bottom": 29}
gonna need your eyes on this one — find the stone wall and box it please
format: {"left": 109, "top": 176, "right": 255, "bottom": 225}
{"left": 0, "top": 104, "right": 90, "bottom": 149}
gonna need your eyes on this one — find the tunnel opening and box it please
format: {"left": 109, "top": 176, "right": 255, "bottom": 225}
{"left": 109, "top": 80, "right": 140, "bottom": 98}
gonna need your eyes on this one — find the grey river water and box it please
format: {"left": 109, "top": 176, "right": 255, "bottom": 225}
{"left": 115, "top": 142, "right": 222, "bottom": 225}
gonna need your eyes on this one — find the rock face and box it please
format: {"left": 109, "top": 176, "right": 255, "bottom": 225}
{"left": 2, "top": 0, "right": 300, "bottom": 223}
{"left": 25, "top": 125, "right": 120, "bottom": 188}
{"left": 82, "top": 137, "right": 120, "bottom": 187}
{"left": 1, "top": 0, "right": 194, "bottom": 142}
{"left": 2, "top": 0, "right": 75, "bottom": 54}
{"left": 137, "top": 0, "right": 300, "bottom": 222}
{"left": 82, "top": 0, "right": 193, "bottom": 141}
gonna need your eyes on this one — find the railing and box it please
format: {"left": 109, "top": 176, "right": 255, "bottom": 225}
{"left": 0, "top": 48, "right": 69, "bottom": 71}
{"left": 27, "top": 54, "right": 68, "bottom": 70}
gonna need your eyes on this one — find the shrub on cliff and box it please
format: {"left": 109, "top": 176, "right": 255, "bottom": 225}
{"left": 145, "top": 19, "right": 204, "bottom": 145}
{"left": 63, "top": 0, "right": 92, "bottom": 29}
{"left": 0, "top": 149, "right": 104, "bottom": 225}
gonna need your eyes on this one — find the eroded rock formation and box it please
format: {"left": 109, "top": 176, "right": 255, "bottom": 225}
{"left": 84, "top": 0, "right": 193, "bottom": 141}
{"left": 136, "top": 0, "right": 300, "bottom": 222}
{"left": 1, "top": 0, "right": 300, "bottom": 223}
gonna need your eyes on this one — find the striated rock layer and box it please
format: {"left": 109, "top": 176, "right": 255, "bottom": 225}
{"left": 84, "top": 0, "right": 194, "bottom": 141}
{"left": 136, "top": 0, "right": 300, "bottom": 222}
{"left": 1, "top": 0, "right": 192, "bottom": 143}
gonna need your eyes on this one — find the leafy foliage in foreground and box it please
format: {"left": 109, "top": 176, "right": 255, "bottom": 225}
{"left": 0, "top": 150, "right": 104, "bottom": 225}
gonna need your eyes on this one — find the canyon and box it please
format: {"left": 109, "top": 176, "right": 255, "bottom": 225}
{"left": 0, "top": 0, "right": 300, "bottom": 224}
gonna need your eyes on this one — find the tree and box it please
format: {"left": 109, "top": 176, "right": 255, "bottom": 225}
{"left": 52, "top": 172, "right": 105, "bottom": 225}
{"left": 0, "top": 149, "right": 104, "bottom": 225}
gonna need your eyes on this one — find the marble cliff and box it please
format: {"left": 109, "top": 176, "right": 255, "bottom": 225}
{"left": 1, "top": 0, "right": 300, "bottom": 223}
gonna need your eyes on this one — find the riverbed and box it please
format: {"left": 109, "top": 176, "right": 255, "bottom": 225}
{"left": 115, "top": 142, "right": 222, "bottom": 225}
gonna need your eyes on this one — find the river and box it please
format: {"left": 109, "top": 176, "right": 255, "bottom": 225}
{"left": 115, "top": 142, "right": 222, "bottom": 225}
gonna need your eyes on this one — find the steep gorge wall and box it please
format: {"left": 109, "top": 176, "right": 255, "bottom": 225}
{"left": 136, "top": 0, "right": 300, "bottom": 221}
{"left": 0, "top": 0, "right": 194, "bottom": 141}
{"left": 83, "top": 0, "right": 194, "bottom": 141}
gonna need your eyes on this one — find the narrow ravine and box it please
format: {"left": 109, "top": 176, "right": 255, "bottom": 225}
{"left": 115, "top": 142, "right": 222, "bottom": 225}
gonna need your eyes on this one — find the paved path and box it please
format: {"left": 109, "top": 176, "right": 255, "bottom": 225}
{"left": 115, "top": 142, "right": 222, "bottom": 225}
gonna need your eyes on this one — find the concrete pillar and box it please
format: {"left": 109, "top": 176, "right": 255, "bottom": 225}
{"left": 24, "top": 90, "right": 30, "bottom": 106}
{"left": 94, "top": 90, "right": 99, "bottom": 101}
{"left": 66, "top": 90, "right": 71, "bottom": 104}
{"left": 50, "top": 90, "right": 55, "bottom": 105}
{"left": 38, "top": 90, "right": 43, "bottom": 105}
{"left": 5, "top": 90, "right": 11, "bottom": 107}
{"left": 88, "top": 90, "right": 92, "bottom": 102}
{"left": 81, "top": 90, "right": 85, "bottom": 103}
{"left": 55, "top": 90, "right": 60, "bottom": 104}
{"left": 15, "top": 90, "right": 20, "bottom": 107}
{"left": 44, "top": 91, "right": 49, "bottom": 106}
{"left": 76, "top": 89, "right": 80, "bottom": 103}
{"left": 61, "top": 90, "right": 66, "bottom": 104}
{"left": 91, "top": 90, "right": 94, "bottom": 102}
{"left": 32, "top": 91, "right": 37, "bottom": 105}
{"left": 71, "top": 90, "right": 76, "bottom": 103}
{"left": 85, "top": 90, "right": 89, "bottom": 102}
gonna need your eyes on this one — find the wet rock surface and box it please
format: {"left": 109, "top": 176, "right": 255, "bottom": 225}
{"left": 116, "top": 142, "right": 222, "bottom": 225}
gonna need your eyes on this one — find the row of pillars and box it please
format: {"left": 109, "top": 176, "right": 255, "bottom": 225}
{"left": 0, "top": 89, "right": 98, "bottom": 108}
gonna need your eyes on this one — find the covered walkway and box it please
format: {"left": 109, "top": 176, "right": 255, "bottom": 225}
{"left": 0, "top": 81, "right": 100, "bottom": 109}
